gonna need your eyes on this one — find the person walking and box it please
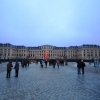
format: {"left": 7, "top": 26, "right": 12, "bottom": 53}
{"left": 27, "top": 60, "right": 30, "bottom": 67}
{"left": 14, "top": 60, "right": 19, "bottom": 77}
{"left": 81, "top": 60, "right": 86, "bottom": 74}
{"left": 41, "top": 59, "right": 44, "bottom": 68}
{"left": 77, "top": 59, "right": 81, "bottom": 74}
{"left": 6, "top": 60, "right": 13, "bottom": 78}
{"left": 45, "top": 60, "right": 47, "bottom": 68}
{"left": 53, "top": 60, "right": 56, "bottom": 68}
{"left": 57, "top": 60, "right": 59, "bottom": 68}
{"left": 21, "top": 59, "right": 24, "bottom": 68}
{"left": 65, "top": 60, "right": 68, "bottom": 66}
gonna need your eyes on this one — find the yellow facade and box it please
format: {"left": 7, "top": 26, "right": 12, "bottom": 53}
{"left": 0, "top": 43, "right": 100, "bottom": 60}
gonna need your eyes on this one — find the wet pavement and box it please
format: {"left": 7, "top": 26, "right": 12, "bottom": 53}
{"left": 0, "top": 62, "right": 100, "bottom": 100}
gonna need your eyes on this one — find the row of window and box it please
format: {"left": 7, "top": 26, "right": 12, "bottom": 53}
{"left": 2, "top": 53, "right": 10, "bottom": 56}
{"left": 84, "top": 50, "right": 100, "bottom": 52}
{"left": 16, "top": 54, "right": 65, "bottom": 57}
{"left": 0, "top": 49, "right": 10, "bottom": 51}
{"left": 17, "top": 50, "right": 65, "bottom": 53}
{"left": 83, "top": 54, "right": 100, "bottom": 57}
{"left": 84, "top": 52, "right": 100, "bottom": 53}
{"left": 2, "top": 49, "right": 100, "bottom": 53}
{"left": 28, "top": 46, "right": 55, "bottom": 49}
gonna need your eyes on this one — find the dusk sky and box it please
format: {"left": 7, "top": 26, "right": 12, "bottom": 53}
{"left": 0, "top": 0, "right": 100, "bottom": 47}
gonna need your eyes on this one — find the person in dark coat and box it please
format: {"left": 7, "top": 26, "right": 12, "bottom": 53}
{"left": 57, "top": 60, "right": 59, "bottom": 68}
{"left": 6, "top": 60, "right": 13, "bottom": 78}
{"left": 80, "top": 60, "right": 86, "bottom": 74}
{"left": 27, "top": 60, "right": 30, "bottom": 67}
{"left": 45, "top": 60, "right": 47, "bottom": 68}
{"left": 77, "top": 59, "right": 81, "bottom": 74}
{"left": 14, "top": 60, "right": 19, "bottom": 77}
{"left": 53, "top": 60, "right": 56, "bottom": 68}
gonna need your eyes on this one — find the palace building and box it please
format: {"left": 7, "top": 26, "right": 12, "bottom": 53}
{"left": 0, "top": 43, "right": 100, "bottom": 60}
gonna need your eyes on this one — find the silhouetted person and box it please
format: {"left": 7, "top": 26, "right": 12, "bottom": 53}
{"left": 41, "top": 60, "right": 44, "bottom": 68}
{"left": 23, "top": 58, "right": 27, "bottom": 68}
{"left": 53, "top": 60, "right": 56, "bottom": 68}
{"left": 57, "top": 60, "right": 59, "bottom": 68}
{"left": 27, "top": 60, "right": 30, "bottom": 67}
{"left": 80, "top": 60, "right": 86, "bottom": 74}
{"left": 77, "top": 59, "right": 81, "bottom": 74}
{"left": 21, "top": 59, "right": 24, "bottom": 68}
{"left": 65, "top": 60, "right": 68, "bottom": 65}
{"left": 45, "top": 60, "right": 47, "bottom": 68}
{"left": 40, "top": 60, "right": 42, "bottom": 65}
{"left": 14, "top": 60, "right": 19, "bottom": 77}
{"left": 6, "top": 60, "right": 13, "bottom": 78}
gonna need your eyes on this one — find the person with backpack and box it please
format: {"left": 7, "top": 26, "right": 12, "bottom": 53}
{"left": 6, "top": 60, "right": 13, "bottom": 78}
{"left": 14, "top": 60, "right": 19, "bottom": 77}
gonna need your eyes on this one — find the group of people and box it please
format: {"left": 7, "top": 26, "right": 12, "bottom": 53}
{"left": 77, "top": 59, "right": 86, "bottom": 74}
{"left": 6, "top": 60, "right": 19, "bottom": 78}
{"left": 6, "top": 59, "right": 86, "bottom": 78}
{"left": 40, "top": 59, "right": 67, "bottom": 68}
{"left": 21, "top": 59, "right": 30, "bottom": 68}
{"left": 40, "top": 59, "right": 86, "bottom": 74}
{"left": 40, "top": 60, "right": 48, "bottom": 68}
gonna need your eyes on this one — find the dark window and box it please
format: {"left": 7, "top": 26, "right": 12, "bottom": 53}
{"left": 8, "top": 53, "right": 10, "bottom": 56}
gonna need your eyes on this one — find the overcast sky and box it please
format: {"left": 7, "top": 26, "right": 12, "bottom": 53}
{"left": 0, "top": 0, "right": 100, "bottom": 47}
